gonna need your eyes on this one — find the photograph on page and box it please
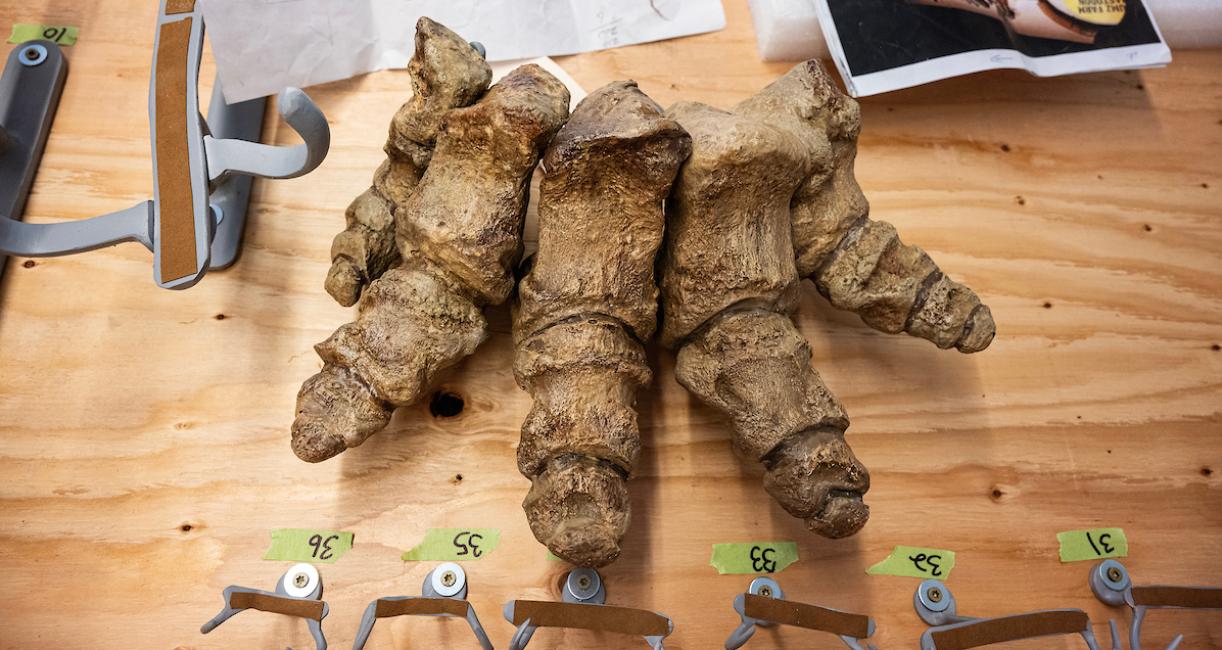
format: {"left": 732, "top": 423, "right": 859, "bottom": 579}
{"left": 813, "top": 0, "right": 1172, "bottom": 96}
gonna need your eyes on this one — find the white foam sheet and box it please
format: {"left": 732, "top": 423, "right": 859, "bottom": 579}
{"left": 748, "top": 0, "right": 1222, "bottom": 61}
{"left": 202, "top": 0, "right": 724, "bottom": 103}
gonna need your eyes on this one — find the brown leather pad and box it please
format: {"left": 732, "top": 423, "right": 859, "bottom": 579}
{"left": 928, "top": 610, "right": 1088, "bottom": 649}
{"left": 164, "top": 0, "right": 196, "bottom": 14}
{"left": 375, "top": 597, "right": 468, "bottom": 618}
{"left": 1132, "top": 586, "right": 1222, "bottom": 609}
{"left": 154, "top": 17, "right": 198, "bottom": 283}
{"left": 744, "top": 594, "right": 871, "bottom": 638}
{"left": 228, "top": 592, "right": 325, "bottom": 621}
{"left": 510, "top": 601, "right": 669, "bottom": 637}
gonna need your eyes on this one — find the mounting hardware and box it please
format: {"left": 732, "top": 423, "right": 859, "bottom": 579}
{"left": 914, "top": 579, "right": 1117, "bottom": 650}
{"left": 201, "top": 562, "right": 329, "bottom": 650}
{"left": 503, "top": 568, "right": 673, "bottom": 649}
{"left": 0, "top": 40, "right": 68, "bottom": 282}
{"left": 353, "top": 562, "right": 492, "bottom": 650}
{"left": 1091, "top": 560, "right": 1221, "bottom": 650}
{"left": 0, "top": 0, "right": 330, "bottom": 291}
{"left": 725, "top": 577, "right": 877, "bottom": 650}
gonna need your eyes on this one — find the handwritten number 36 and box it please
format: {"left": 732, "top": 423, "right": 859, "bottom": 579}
{"left": 453, "top": 531, "right": 484, "bottom": 557}
{"left": 307, "top": 534, "right": 339, "bottom": 560}
{"left": 750, "top": 546, "right": 777, "bottom": 572}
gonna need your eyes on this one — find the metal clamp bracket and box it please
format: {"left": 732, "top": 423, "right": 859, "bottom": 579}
{"left": 1091, "top": 559, "right": 1222, "bottom": 650}
{"left": 725, "top": 577, "right": 877, "bottom": 650}
{"left": 503, "top": 568, "right": 673, "bottom": 649}
{"left": 914, "top": 579, "right": 1117, "bottom": 650}
{"left": 353, "top": 562, "right": 492, "bottom": 650}
{"left": 0, "top": 40, "right": 67, "bottom": 282}
{"left": 201, "top": 563, "right": 329, "bottom": 650}
{"left": 0, "top": 0, "right": 329, "bottom": 290}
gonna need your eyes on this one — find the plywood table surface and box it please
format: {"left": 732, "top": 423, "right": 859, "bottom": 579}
{"left": 0, "top": 1, "right": 1219, "bottom": 648}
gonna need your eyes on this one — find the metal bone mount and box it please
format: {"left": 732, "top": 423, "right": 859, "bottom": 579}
{"left": 353, "top": 562, "right": 492, "bottom": 650}
{"left": 503, "top": 568, "right": 673, "bottom": 649}
{"left": 0, "top": 0, "right": 330, "bottom": 290}
{"left": 1091, "top": 559, "right": 1222, "bottom": 650}
{"left": 725, "top": 576, "right": 877, "bottom": 650}
{"left": 914, "top": 579, "right": 1118, "bottom": 650}
{"left": 201, "top": 562, "right": 329, "bottom": 650}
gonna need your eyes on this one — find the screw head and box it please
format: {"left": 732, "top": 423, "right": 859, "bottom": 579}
{"left": 442, "top": 570, "right": 457, "bottom": 587}
{"left": 1107, "top": 567, "right": 1122, "bottom": 582}
{"left": 758, "top": 585, "right": 773, "bottom": 598}
{"left": 293, "top": 572, "right": 308, "bottom": 587}
{"left": 928, "top": 587, "right": 943, "bottom": 603}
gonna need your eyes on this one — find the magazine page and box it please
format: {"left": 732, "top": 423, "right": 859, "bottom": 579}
{"left": 813, "top": 0, "right": 1172, "bottom": 96}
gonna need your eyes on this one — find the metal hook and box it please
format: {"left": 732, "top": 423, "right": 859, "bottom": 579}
{"left": 352, "top": 563, "right": 492, "bottom": 650}
{"left": 503, "top": 569, "right": 672, "bottom": 649}
{"left": 201, "top": 563, "right": 329, "bottom": 650}
{"left": 725, "top": 577, "right": 877, "bottom": 650}
{"left": 1091, "top": 560, "right": 1220, "bottom": 650}
{"left": 204, "top": 87, "right": 329, "bottom": 184}
{"left": 914, "top": 579, "right": 1115, "bottom": 650}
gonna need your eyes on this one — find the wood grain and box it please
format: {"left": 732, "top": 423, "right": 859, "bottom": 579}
{"left": 0, "top": 1, "right": 1219, "bottom": 648}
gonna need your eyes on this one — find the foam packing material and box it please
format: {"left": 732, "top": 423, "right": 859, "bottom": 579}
{"left": 747, "top": 0, "right": 1222, "bottom": 61}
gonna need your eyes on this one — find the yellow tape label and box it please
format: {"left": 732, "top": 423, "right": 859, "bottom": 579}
{"left": 263, "top": 528, "right": 354, "bottom": 563}
{"left": 710, "top": 541, "right": 799, "bottom": 575}
{"left": 867, "top": 545, "right": 956, "bottom": 579}
{"left": 401, "top": 528, "right": 500, "bottom": 561}
{"left": 1058, "top": 528, "right": 1128, "bottom": 562}
{"left": 8, "top": 24, "right": 79, "bottom": 45}
{"left": 1050, "top": 0, "right": 1126, "bottom": 26}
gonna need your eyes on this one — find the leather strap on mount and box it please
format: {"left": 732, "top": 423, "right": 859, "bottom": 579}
{"left": 375, "top": 597, "right": 468, "bottom": 618}
{"left": 229, "top": 591, "right": 325, "bottom": 621}
{"left": 1132, "top": 586, "right": 1222, "bottom": 609}
{"left": 928, "top": 610, "right": 1089, "bottom": 650}
{"left": 743, "top": 593, "right": 871, "bottom": 638}
{"left": 510, "top": 600, "right": 669, "bottom": 637}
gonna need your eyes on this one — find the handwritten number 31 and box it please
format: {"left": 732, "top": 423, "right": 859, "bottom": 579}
{"left": 1086, "top": 532, "right": 1115, "bottom": 556}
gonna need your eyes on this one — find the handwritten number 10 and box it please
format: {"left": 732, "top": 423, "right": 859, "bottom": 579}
{"left": 41, "top": 27, "right": 69, "bottom": 43}
{"left": 307, "top": 534, "right": 339, "bottom": 560}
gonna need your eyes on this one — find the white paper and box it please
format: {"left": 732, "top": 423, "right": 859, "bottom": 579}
{"left": 812, "top": 0, "right": 1173, "bottom": 97}
{"left": 202, "top": 0, "right": 724, "bottom": 103}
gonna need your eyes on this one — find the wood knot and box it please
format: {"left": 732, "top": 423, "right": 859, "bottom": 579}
{"left": 429, "top": 391, "right": 464, "bottom": 418}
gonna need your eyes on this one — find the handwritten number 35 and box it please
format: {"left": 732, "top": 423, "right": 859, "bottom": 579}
{"left": 453, "top": 531, "right": 484, "bottom": 557}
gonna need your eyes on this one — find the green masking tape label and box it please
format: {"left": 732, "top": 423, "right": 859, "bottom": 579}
{"left": 9, "top": 24, "right": 79, "bottom": 45}
{"left": 263, "top": 528, "right": 354, "bottom": 563}
{"left": 401, "top": 528, "right": 500, "bottom": 561}
{"left": 547, "top": 550, "right": 564, "bottom": 562}
{"left": 867, "top": 545, "right": 956, "bottom": 579}
{"left": 1058, "top": 528, "right": 1127, "bottom": 562}
{"left": 710, "top": 541, "right": 799, "bottom": 575}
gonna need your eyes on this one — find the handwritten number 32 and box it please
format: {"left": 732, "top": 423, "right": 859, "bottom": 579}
{"left": 453, "top": 531, "right": 484, "bottom": 557}
{"left": 307, "top": 534, "right": 339, "bottom": 560}
{"left": 908, "top": 553, "right": 944, "bottom": 577}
